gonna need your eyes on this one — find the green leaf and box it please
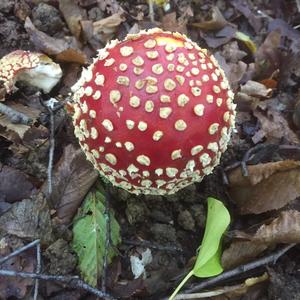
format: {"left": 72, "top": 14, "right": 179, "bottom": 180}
{"left": 235, "top": 31, "right": 257, "bottom": 53}
{"left": 72, "top": 189, "right": 121, "bottom": 286}
{"left": 193, "top": 197, "right": 230, "bottom": 277}
{"left": 169, "top": 197, "right": 230, "bottom": 300}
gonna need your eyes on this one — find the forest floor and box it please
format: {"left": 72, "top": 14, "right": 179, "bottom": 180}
{"left": 0, "top": 0, "right": 299, "bottom": 299}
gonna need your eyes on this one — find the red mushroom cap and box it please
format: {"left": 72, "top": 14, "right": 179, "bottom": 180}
{"left": 72, "top": 28, "right": 236, "bottom": 195}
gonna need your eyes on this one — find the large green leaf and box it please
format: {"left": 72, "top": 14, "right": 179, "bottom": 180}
{"left": 193, "top": 197, "right": 230, "bottom": 277}
{"left": 169, "top": 197, "right": 230, "bottom": 300}
{"left": 72, "top": 190, "right": 121, "bottom": 286}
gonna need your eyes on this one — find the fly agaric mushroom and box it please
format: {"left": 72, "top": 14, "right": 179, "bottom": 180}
{"left": 0, "top": 50, "right": 62, "bottom": 98}
{"left": 71, "top": 28, "right": 236, "bottom": 195}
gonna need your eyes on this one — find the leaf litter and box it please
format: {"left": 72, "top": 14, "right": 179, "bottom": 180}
{"left": 0, "top": 1, "right": 299, "bottom": 299}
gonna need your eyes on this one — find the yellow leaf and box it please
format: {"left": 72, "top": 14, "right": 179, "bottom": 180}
{"left": 235, "top": 31, "right": 257, "bottom": 53}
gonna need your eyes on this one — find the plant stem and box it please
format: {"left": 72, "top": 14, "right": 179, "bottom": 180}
{"left": 169, "top": 270, "right": 194, "bottom": 300}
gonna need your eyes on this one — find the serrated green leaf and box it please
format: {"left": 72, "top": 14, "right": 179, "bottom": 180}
{"left": 72, "top": 190, "right": 121, "bottom": 286}
{"left": 193, "top": 197, "right": 230, "bottom": 277}
{"left": 169, "top": 197, "right": 230, "bottom": 300}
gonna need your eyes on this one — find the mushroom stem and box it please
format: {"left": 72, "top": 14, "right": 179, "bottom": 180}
{"left": 0, "top": 102, "right": 33, "bottom": 125}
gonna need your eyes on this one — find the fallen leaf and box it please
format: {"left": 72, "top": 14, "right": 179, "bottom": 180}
{"left": 228, "top": 160, "right": 300, "bottom": 214}
{"left": 59, "top": 0, "right": 85, "bottom": 40}
{"left": 0, "top": 236, "right": 35, "bottom": 299}
{"left": 0, "top": 163, "right": 36, "bottom": 203}
{"left": 240, "top": 81, "right": 273, "bottom": 99}
{"left": 41, "top": 144, "right": 98, "bottom": 224}
{"left": 97, "top": 0, "right": 124, "bottom": 14}
{"left": 0, "top": 101, "right": 41, "bottom": 139}
{"left": 161, "top": 12, "right": 187, "bottom": 34}
{"left": 192, "top": 7, "right": 227, "bottom": 31}
{"left": 235, "top": 31, "right": 257, "bottom": 54}
{"left": 254, "top": 210, "right": 300, "bottom": 244}
{"left": 24, "top": 17, "right": 88, "bottom": 64}
{"left": 229, "top": 0, "right": 263, "bottom": 33}
{"left": 72, "top": 189, "right": 121, "bottom": 286}
{"left": 93, "top": 13, "right": 125, "bottom": 44}
{"left": 222, "top": 241, "right": 267, "bottom": 269}
{"left": 0, "top": 193, "right": 53, "bottom": 244}
{"left": 130, "top": 248, "right": 153, "bottom": 279}
{"left": 253, "top": 109, "right": 299, "bottom": 144}
{"left": 255, "top": 30, "right": 281, "bottom": 80}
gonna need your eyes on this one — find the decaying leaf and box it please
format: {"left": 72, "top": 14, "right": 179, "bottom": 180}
{"left": 228, "top": 160, "right": 300, "bottom": 214}
{"left": 24, "top": 17, "right": 88, "bottom": 64}
{"left": 161, "top": 12, "right": 187, "bottom": 34}
{"left": 254, "top": 210, "right": 300, "bottom": 244}
{"left": 255, "top": 30, "right": 281, "bottom": 80}
{"left": 253, "top": 109, "right": 299, "bottom": 144}
{"left": 0, "top": 236, "right": 35, "bottom": 299}
{"left": 59, "top": 0, "right": 85, "bottom": 40}
{"left": 0, "top": 193, "right": 53, "bottom": 244}
{"left": 41, "top": 144, "right": 98, "bottom": 224}
{"left": 72, "top": 189, "right": 121, "bottom": 286}
{"left": 192, "top": 7, "right": 227, "bottom": 31}
{"left": 0, "top": 102, "right": 41, "bottom": 139}
{"left": 222, "top": 240, "right": 268, "bottom": 269}
{"left": 93, "top": 13, "right": 125, "bottom": 44}
{"left": 0, "top": 163, "right": 36, "bottom": 203}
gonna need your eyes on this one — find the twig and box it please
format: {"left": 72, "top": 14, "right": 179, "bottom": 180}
{"left": 182, "top": 244, "right": 296, "bottom": 295}
{"left": 0, "top": 102, "right": 32, "bottom": 125}
{"left": 0, "top": 270, "right": 116, "bottom": 300}
{"left": 149, "top": 0, "right": 155, "bottom": 22}
{"left": 123, "top": 239, "right": 183, "bottom": 253}
{"left": 102, "top": 187, "right": 112, "bottom": 292}
{"left": 33, "top": 241, "right": 41, "bottom": 300}
{"left": 0, "top": 239, "right": 40, "bottom": 265}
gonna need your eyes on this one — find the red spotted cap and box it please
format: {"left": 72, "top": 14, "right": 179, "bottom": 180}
{"left": 72, "top": 28, "right": 236, "bottom": 195}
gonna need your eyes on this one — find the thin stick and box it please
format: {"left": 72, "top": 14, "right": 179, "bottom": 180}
{"left": 47, "top": 105, "right": 55, "bottom": 195}
{"left": 33, "top": 242, "right": 41, "bottom": 300}
{"left": 0, "top": 102, "right": 32, "bottom": 125}
{"left": 0, "top": 240, "right": 40, "bottom": 265}
{"left": 183, "top": 244, "right": 295, "bottom": 294}
{"left": 102, "top": 188, "right": 111, "bottom": 292}
{"left": 149, "top": 0, "right": 155, "bottom": 22}
{"left": 0, "top": 270, "right": 116, "bottom": 300}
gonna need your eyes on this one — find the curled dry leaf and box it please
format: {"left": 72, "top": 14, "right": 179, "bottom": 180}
{"left": 254, "top": 210, "right": 300, "bottom": 244}
{"left": 93, "top": 13, "right": 125, "bottom": 44}
{"left": 59, "top": 0, "right": 86, "bottom": 40}
{"left": 228, "top": 160, "right": 300, "bottom": 214}
{"left": 24, "top": 17, "right": 88, "bottom": 65}
{"left": 240, "top": 80, "right": 273, "bottom": 99}
{"left": 192, "top": 6, "right": 227, "bottom": 31}
{"left": 41, "top": 144, "right": 98, "bottom": 224}
{"left": 253, "top": 109, "right": 300, "bottom": 144}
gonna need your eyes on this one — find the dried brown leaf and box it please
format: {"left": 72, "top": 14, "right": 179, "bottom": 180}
{"left": 93, "top": 13, "right": 125, "bottom": 44}
{"left": 59, "top": 0, "right": 86, "bottom": 40}
{"left": 192, "top": 7, "right": 227, "bottom": 31}
{"left": 0, "top": 236, "right": 35, "bottom": 299}
{"left": 0, "top": 102, "right": 40, "bottom": 139}
{"left": 41, "top": 144, "right": 98, "bottom": 224}
{"left": 228, "top": 160, "right": 300, "bottom": 214}
{"left": 240, "top": 81, "right": 273, "bottom": 99}
{"left": 253, "top": 109, "right": 299, "bottom": 144}
{"left": 0, "top": 193, "right": 53, "bottom": 244}
{"left": 161, "top": 12, "right": 187, "bottom": 35}
{"left": 255, "top": 30, "right": 281, "bottom": 80}
{"left": 24, "top": 17, "right": 88, "bottom": 64}
{"left": 254, "top": 210, "right": 300, "bottom": 244}
{"left": 0, "top": 163, "right": 36, "bottom": 203}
